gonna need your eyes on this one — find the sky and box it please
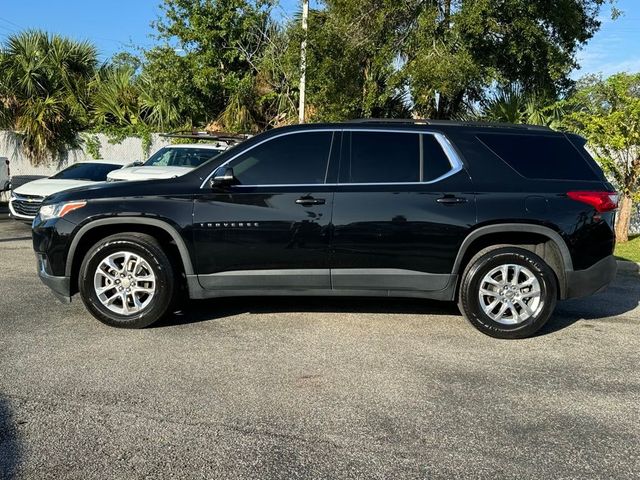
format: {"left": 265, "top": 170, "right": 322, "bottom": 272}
{"left": 0, "top": 0, "right": 638, "bottom": 78}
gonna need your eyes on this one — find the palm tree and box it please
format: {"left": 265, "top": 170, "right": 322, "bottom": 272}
{"left": 480, "top": 85, "right": 565, "bottom": 128}
{"left": 0, "top": 30, "right": 98, "bottom": 164}
{"left": 90, "top": 65, "right": 181, "bottom": 133}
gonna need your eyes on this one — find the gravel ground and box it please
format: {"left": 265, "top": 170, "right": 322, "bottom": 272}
{"left": 1, "top": 215, "right": 639, "bottom": 479}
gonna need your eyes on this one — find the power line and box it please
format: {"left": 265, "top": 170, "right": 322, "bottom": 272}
{"left": 0, "top": 16, "right": 23, "bottom": 30}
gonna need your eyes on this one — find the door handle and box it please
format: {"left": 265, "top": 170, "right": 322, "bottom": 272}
{"left": 296, "top": 196, "right": 326, "bottom": 206}
{"left": 436, "top": 195, "right": 467, "bottom": 205}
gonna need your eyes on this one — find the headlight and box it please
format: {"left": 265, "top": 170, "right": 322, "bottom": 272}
{"left": 39, "top": 201, "right": 87, "bottom": 220}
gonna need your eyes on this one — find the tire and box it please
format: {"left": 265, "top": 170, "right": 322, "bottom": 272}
{"left": 458, "top": 246, "right": 558, "bottom": 339}
{"left": 79, "top": 233, "right": 175, "bottom": 328}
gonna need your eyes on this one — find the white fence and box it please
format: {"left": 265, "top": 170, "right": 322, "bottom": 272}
{"left": 0, "top": 131, "right": 171, "bottom": 202}
{"left": 0, "top": 131, "right": 170, "bottom": 177}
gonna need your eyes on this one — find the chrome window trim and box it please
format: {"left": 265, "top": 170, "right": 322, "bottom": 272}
{"left": 199, "top": 128, "right": 464, "bottom": 189}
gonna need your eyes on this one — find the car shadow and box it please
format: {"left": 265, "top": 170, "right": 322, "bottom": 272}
{"left": 154, "top": 269, "right": 640, "bottom": 336}
{"left": 154, "top": 295, "right": 461, "bottom": 329}
{"left": 0, "top": 395, "right": 22, "bottom": 480}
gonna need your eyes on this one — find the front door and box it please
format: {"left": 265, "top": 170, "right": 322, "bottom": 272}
{"left": 331, "top": 129, "right": 476, "bottom": 293}
{"left": 193, "top": 130, "right": 339, "bottom": 291}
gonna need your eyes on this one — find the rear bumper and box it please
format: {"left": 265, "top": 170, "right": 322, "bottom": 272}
{"left": 37, "top": 254, "right": 71, "bottom": 303}
{"left": 565, "top": 255, "right": 617, "bottom": 299}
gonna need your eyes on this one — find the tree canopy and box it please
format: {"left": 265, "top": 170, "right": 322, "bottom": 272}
{"left": 138, "top": 0, "right": 618, "bottom": 126}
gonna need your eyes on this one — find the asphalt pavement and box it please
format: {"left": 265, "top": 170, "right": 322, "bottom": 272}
{"left": 0, "top": 214, "right": 638, "bottom": 479}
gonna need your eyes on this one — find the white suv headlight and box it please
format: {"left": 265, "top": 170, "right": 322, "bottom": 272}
{"left": 39, "top": 201, "right": 87, "bottom": 220}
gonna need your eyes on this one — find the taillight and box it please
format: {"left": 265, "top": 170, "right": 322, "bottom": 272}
{"left": 567, "top": 191, "right": 619, "bottom": 212}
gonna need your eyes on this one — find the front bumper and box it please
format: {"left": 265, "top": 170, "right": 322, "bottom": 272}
{"left": 565, "top": 255, "right": 617, "bottom": 299}
{"left": 37, "top": 253, "right": 71, "bottom": 303}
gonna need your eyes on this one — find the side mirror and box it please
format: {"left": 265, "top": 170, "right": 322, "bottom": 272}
{"left": 211, "top": 167, "right": 236, "bottom": 187}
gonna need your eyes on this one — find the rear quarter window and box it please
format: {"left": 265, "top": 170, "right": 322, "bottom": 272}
{"left": 477, "top": 133, "right": 600, "bottom": 181}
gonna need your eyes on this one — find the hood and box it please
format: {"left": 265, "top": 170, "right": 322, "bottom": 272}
{"left": 107, "top": 166, "right": 194, "bottom": 181}
{"left": 13, "top": 178, "right": 98, "bottom": 198}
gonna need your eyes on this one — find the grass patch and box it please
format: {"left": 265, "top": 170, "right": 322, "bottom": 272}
{"left": 615, "top": 235, "right": 640, "bottom": 263}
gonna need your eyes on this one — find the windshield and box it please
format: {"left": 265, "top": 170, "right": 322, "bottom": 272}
{"left": 51, "top": 163, "right": 123, "bottom": 181}
{"left": 145, "top": 147, "right": 224, "bottom": 168}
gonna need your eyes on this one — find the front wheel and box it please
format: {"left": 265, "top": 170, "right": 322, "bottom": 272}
{"left": 458, "top": 246, "right": 558, "bottom": 339}
{"left": 79, "top": 233, "right": 175, "bottom": 328}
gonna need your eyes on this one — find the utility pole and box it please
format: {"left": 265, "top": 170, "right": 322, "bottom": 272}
{"left": 298, "top": 0, "right": 309, "bottom": 124}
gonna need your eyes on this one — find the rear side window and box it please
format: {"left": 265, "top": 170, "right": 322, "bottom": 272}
{"left": 346, "top": 132, "right": 453, "bottom": 183}
{"left": 477, "top": 133, "right": 599, "bottom": 181}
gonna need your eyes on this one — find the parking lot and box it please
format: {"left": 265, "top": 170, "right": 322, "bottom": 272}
{"left": 0, "top": 212, "right": 639, "bottom": 479}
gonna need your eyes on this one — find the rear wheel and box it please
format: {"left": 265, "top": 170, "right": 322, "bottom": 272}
{"left": 79, "top": 233, "right": 174, "bottom": 328}
{"left": 458, "top": 246, "right": 558, "bottom": 339}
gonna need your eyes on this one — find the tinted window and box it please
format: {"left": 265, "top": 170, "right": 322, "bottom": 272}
{"left": 347, "top": 132, "right": 452, "bottom": 183}
{"left": 51, "top": 163, "right": 122, "bottom": 181}
{"left": 146, "top": 147, "right": 224, "bottom": 167}
{"left": 477, "top": 133, "right": 599, "bottom": 181}
{"left": 229, "top": 132, "right": 333, "bottom": 185}
{"left": 423, "top": 134, "right": 453, "bottom": 181}
{"left": 349, "top": 132, "right": 420, "bottom": 183}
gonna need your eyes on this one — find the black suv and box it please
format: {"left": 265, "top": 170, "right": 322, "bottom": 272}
{"left": 32, "top": 120, "right": 618, "bottom": 339}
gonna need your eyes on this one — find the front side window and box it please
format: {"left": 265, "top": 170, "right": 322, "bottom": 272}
{"left": 345, "top": 131, "right": 453, "bottom": 184}
{"left": 229, "top": 132, "right": 334, "bottom": 185}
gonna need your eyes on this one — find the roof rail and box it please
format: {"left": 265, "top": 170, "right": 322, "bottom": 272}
{"left": 346, "top": 118, "right": 552, "bottom": 131}
{"left": 160, "top": 131, "right": 252, "bottom": 143}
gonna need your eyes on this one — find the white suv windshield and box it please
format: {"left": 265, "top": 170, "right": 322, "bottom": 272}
{"left": 145, "top": 147, "right": 224, "bottom": 168}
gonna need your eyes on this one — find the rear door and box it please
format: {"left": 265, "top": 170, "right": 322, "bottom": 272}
{"left": 331, "top": 129, "right": 476, "bottom": 293}
{"left": 192, "top": 130, "right": 339, "bottom": 291}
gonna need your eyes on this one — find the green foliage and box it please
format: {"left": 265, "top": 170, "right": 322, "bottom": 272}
{"left": 615, "top": 234, "right": 640, "bottom": 263}
{"left": 142, "top": 0, "right": 276, "bottom": 130}
{"left": 415, "top": 0, "right": 619, "bottom": 117}
{"left": 298, "top": 1, "right": 410, "bottom": 121}
{"left": 480, "top": 85, "right": 566, "bottom": 128}
{"left": 82, "top": 133, "right": 102, "bottom": 159}
{"left": 136, "top": 0, "right": 616, "bottom": 124}
{"left": 0, "top": 30, "right": 97, "bottom": 164}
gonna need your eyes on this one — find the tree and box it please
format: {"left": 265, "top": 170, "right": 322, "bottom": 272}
{"left": 0, "top": 30, "right": 97, "bottom": 164}
{"left": 480, "top": 85, "right": 566, "bottom": 128}
{"left": 564, "top": 73, "right": 640, "bottom": 243}
{"left": 91, "top": 65, "right": 180, "bottom": 131}
{"left": 142, "top": 0, "right": 275, "bottom": 130}
{"left": 297, "top": 0, "right": 617, "bottom": 119}
{"left": 405, "top": 0, "right": 619, "bottom": 118}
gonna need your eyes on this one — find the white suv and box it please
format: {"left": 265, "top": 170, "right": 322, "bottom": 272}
{"left": 9, "top": 161, "right": 128, "bottom": 221}
{"left": 107, "top": 144, "right": 228, "bottom": 182}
